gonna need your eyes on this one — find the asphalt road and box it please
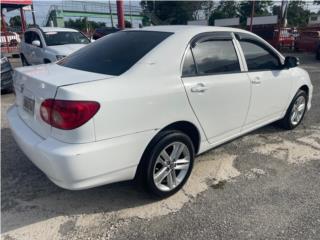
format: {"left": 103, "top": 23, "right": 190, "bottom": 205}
{"left": 1, "top": 53, "right": 320, "bottom": 240}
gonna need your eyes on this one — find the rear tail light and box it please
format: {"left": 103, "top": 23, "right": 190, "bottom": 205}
{"left": 40, "top": 99, "right": 100, "bottom": 130}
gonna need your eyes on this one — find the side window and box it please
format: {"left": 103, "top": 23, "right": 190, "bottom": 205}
{"left": 24, "top": 32, "right": 32, "bottom": 44}
{"left": 239, "top": 40, "right": 281, "bottom": 71}
{"left": 192, "top": 40, "right": 240, "bottom": 75}
{"left": 182, "top": 48, "right": 196, "bottom": 76}
{"left": 33, "top": 32, "right": 42, "bottom": 47}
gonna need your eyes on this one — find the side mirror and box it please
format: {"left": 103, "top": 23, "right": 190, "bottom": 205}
{"left": 32, "top": 40, "right": 41, "bottom": 47}
{"left": 284, "top": 56, "right": 299, "bottom": 69}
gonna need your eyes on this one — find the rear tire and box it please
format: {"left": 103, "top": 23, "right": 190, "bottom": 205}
{"left": 279, "top": 90, "right": 307, "bottom": 130}
{"left": 137, "top": 131, "right": 195, "bottom": 198}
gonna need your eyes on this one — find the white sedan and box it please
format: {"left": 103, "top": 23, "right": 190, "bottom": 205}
{"left": 7, "top": 26, "right": 313, "bottom": 198}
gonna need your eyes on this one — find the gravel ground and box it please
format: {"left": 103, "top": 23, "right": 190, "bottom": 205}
{"left": 1, "top": 53, "right": 320, "bottom": 240}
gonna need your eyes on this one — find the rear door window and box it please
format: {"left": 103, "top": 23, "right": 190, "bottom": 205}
{"left": 59, "top": 31, "right": 173, "bottom": 76}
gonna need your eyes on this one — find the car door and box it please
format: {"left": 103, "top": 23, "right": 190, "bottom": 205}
{"left": 22, "top": 31, "right": 33, "bottom": 63}
{"left": 235, "top": 32, "right": 292, "bottom": 130}
{"left": 30, "top": 31, "right": 45, "bottom": 64}
{"left": 181, "top": 32, "right": 251, "bottom": 144}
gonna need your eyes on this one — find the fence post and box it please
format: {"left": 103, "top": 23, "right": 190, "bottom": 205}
{"left": 1, "top": 9, "right": 10, "bottom": 53}
{"left": 116, "top": 0, "right": 125, "bottom": 29}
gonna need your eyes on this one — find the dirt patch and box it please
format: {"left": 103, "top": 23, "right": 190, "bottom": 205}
{"left": 118, "top": 153, "right": 240, "bottom": 219}
{"left": 252, "top": 131, "right": 320, "bottom": 164}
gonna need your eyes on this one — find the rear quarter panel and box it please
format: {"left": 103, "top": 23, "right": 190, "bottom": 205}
{"left": 57, "top": 73, "right": 204, "bottom": 143}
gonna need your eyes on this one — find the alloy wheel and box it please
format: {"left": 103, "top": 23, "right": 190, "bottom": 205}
{"left": 290, "top": 95, "right": 306, "bottom": 126}
{"left": 153, "top": 142, "right": 191, "bottom": 192}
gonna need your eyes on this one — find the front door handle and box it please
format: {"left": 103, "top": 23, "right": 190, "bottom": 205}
{"left": 251, "top": 77, "right": 261, "bottom": 85}
{"left": 191, "top": 83, "right": 208, "bottom": 93}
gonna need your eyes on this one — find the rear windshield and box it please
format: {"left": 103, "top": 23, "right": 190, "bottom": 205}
{"left": 58, "top": 31, "right": 173, "bottom": 76}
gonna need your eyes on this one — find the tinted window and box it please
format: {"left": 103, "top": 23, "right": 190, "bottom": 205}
{"left": 32, "top": 32, "right": 42, "bottom": 47}
{"left": 239, "top": 40, "right": 281, "bottom": 71}
{"left": 192, "top": 40, "right": 240, "bottom": 75}
{"left": 182, "top": 48, "right": 196, "bottom": 76}
{"left": 24, "top": 32, "right": 32, "bottom": 44}
{"left": 59, "top": 31, "right": 173, "bottom": 76}
{"left": 44, "top": 31, "right": 90, "bottom": 46}
{"left": 33, "top": 32, "right": 41, "bottom": 41}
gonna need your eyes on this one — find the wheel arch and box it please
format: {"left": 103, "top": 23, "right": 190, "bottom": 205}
{"left": 135, "top": 120, "right": 201, "bottom": 180}
{"left": 299, "top": 84, "right": 309, "bottom": 97}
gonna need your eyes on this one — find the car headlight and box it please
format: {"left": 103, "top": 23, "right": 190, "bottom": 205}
{"left": 1, "top": 57, "right": 8, "bottom": 64}
{"left": 56, "top": 55, "right": 66, "bottom": 60}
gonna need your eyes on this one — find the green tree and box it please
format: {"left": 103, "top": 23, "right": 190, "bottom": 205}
{"left": 208, "top": 1, "right": 240, "bottom": 26}
{"left": 125, "top": 20, "right": 132, "bottom": 28}
{"left": 287, "top": 1, "right": 310, "bottom": 27}
{"left": 239, "top": 0, "right": 273, "bottom": 25}
{"left": 140, "top": 1, "right": 208, "bottom": 25}
{"left": 65, "top": 18, "right": 105, "bottom": 32}
{"left": 9, "top": 15, "right": 21, "bottom": 28}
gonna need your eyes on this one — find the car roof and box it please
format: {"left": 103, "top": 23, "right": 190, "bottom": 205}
{"left": 135, "top": 25, "right": 250, "bottom": 35}
{"left": 27, "top": 27, "right": 79, "bottom": 33}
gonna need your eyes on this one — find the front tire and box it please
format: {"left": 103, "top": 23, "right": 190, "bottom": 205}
{"left": 20, "top": 54, "right": 29, "bottom": 66}
{"left": 139, "top": 131, "right": 195, "bottom": 198}
{"left": 279, "top": 90, "right": 307, "bottom": 130}
{"left": 316, "top": 48, "right": 320, "bottom": 60}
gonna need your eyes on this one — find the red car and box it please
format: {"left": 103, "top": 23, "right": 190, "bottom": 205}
{"left": 273, "top": 29, "right": 295, "bottom": 48}
{"left": 295, "top": 31, "right": 320, "bottom": 52}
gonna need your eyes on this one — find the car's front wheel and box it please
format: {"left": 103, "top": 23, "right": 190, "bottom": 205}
{"left": 20, "top": 54, "right": 29, "bottom": 66}
{"left": 279, "top": 89, "right": 307, "bottom": 130}
{"left": 139, "top": 131, "right": 195, "bottom": 198}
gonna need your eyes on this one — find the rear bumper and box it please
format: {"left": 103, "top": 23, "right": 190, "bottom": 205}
{"left": 7, "top": 106, "right": 155, "bottom": 190}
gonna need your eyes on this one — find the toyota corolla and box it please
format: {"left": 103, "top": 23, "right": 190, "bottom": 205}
{"left": 7, "top": 26, "right": 313, "bottom": 198}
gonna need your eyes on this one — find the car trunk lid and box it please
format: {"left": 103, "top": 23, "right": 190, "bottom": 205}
{"left": 13, "top": 64, "right": 113, "bottom": 139}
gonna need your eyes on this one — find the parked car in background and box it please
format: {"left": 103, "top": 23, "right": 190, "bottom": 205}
{"left": 295, "top": 31, "right": 320, "bottom": 52}
{"left": 1, "top": 31, "right": 21, "bottom": 47}
{"left": 1, "top": 52, "right": 13, "bottom": 93}
{"left": 92, "top": 27, "right": 120, "bottom": 40}
{"left": 7, "top": 26, "right": 312, "bottom": 198}
{"left": 20, "top": 27, "right": 91, "bottom": 66}
{"left": 273, "top": 28, "right": 295, "bottom": 48}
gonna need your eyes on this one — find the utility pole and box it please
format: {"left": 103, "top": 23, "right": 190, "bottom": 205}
{"left": 277, "top": 0, "right": 285, "bottom": 49}
{"left": 109, "top": 0, "right": 114, "bottom": 28}
{"left": 20, "top": 7, "right": 26, "bottom": 32}
{"left": 249, "top": 0, "right": 255, "bottom": 32}
{"left": 116, "top": 0, "right": 125, "bottom": 29}
{"left": 31, "top": 3, "right": 36, "bottom": 25}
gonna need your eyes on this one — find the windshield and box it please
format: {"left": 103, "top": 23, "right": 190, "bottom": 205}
{"left": 58, "top": 31, "right": 173, "bottom": 76}
{"left": 44, "top": 31, "right": 90, "bottom": 46}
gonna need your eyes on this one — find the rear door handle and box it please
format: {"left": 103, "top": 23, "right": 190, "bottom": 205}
{"left": 191, "top": 83, "right": 208, "bottom": 93}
